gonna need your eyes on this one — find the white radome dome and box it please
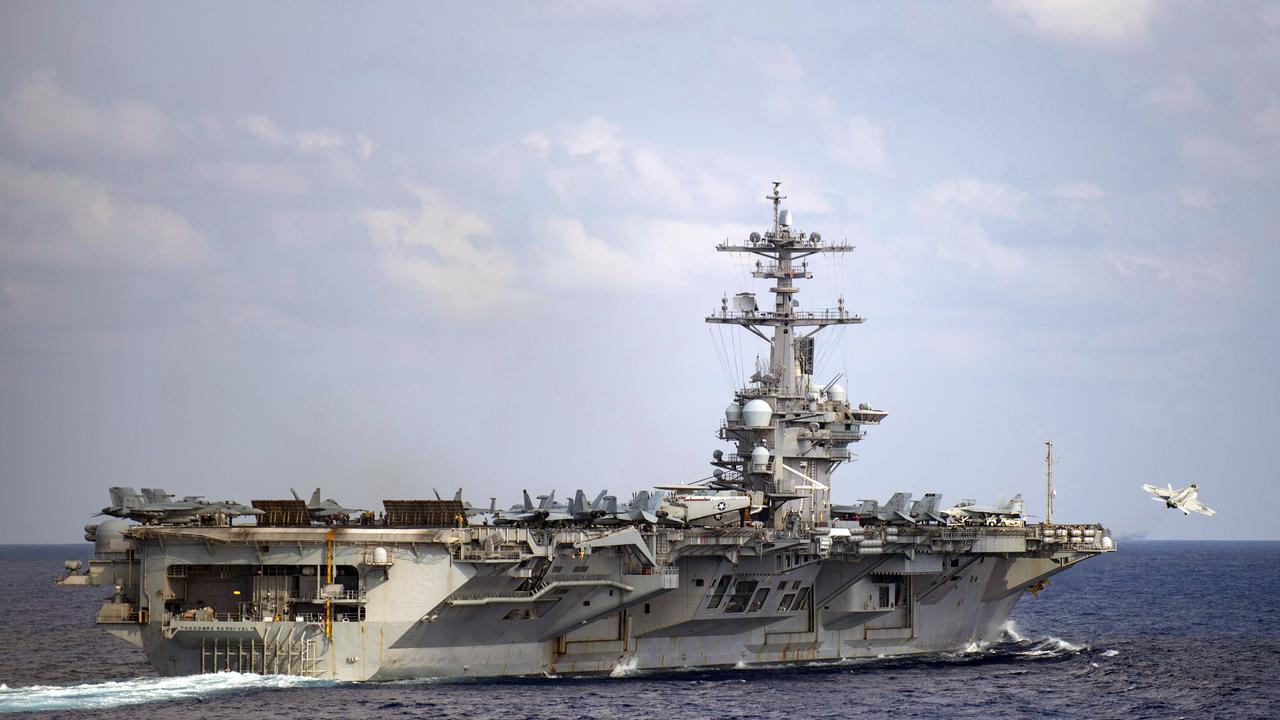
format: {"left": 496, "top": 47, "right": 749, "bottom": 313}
{"left": 742, "top": 399, "right": 772, "bottom": 427}
{"left": 725, "top": 402, "right": 743, "bottom": 424}
{"left": 750, "top": 445, "right": 770, "bottom": 470}
{"left": 827, "top": 384, "right": 847, "bottom": 403}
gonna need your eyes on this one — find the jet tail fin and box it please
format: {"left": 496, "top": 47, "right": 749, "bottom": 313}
{"left": 310, "top": 488, "right": 321, "bottom": 507}
{"left": 109, "top": 486, "right": 142, "bottom": 510}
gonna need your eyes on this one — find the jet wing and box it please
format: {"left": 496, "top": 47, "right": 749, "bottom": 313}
{"left": 1142, "top": 483, "right": 1172, "bottom": 499}
{"left": 1182, "top": 499, "right": 1216, "bottom": 516}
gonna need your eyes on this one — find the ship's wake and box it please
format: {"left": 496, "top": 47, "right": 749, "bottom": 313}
{"left": 0, "top": 672, "right": 337, "bottom": 714}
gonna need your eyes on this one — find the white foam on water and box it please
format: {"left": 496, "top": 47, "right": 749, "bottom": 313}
{"left": 609, "top": 656, "right": 640, "bottom": 678}
{"left": 1001, "top": 620, "right": 1027, "bottom": 643}
{"left": 1101, "top": 649, "right": 1120, "bottom": 657}
{"left": 0, "top": 672, "right": 336, "bottom": 714}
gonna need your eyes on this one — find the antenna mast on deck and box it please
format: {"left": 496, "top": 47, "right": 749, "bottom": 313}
{"left": 1045, "top": 439, "right": 1057, "bottom": 525}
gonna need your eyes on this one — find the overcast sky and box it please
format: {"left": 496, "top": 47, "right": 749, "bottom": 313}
{"left": 1, "top": 1, "right": 1277, "bottom": 543}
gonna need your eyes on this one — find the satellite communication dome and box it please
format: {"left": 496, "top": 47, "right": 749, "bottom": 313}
{"left": 750, "top": 445, "right": 770, "bottom": 470}
{"left": 827, "top": 384, "right": 847, "bottom": 403}
{"left": 95, "top": 518, "right": 135, "bottom": 553}
{"left": 725, "top": 403, "right": 743, "bottom": 424}
{"left": 742, "top": 399, "right": 772, "bottom": 427}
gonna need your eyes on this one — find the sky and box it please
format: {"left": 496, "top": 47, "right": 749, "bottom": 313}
{"left": 1, "top": 1, "right": 1277, "bottom": 543}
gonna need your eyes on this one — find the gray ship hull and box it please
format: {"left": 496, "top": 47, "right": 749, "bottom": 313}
{"left": 66, "top": 524, "right": 1105, "bottom": 681}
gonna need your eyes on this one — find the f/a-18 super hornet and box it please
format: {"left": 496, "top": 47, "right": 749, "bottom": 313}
{"left": 495, "top": 490, "right": 574, "bottom": 525}
{"left": 941, "top": 494, "right": 1027, "bottom": 526}
{"left": 100, "top": 487, "right": 263, "bottom": 524}
{"left": 569, "top": 490, "right": 610, "bottom": 522}
{"left": 290, "top": 488, "right": 364, "bottom": 523}
{"left": 832, "top": 492, "right": 916, "bottom": 524}
{"left": 590, "top": 490, "right": 668, "bottom": 525}
{"left": 1142, "top": 483, "right": 1216, "bottom": 516}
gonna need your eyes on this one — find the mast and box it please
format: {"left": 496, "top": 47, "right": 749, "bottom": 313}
{"left": 707, "top": 182, "right": 882, "bottom": 530}
{"left": 707, "top": 182, "right": 862, "bottom": 396}
{"left": 1045, "top": 439, "right": 1056, "bottom": 526}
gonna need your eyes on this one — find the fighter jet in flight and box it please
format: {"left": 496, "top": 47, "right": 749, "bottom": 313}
{"left": 1142, "top": 483, "right": 1216, "bottom": 516}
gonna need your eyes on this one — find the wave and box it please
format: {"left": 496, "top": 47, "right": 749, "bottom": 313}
{"left": 0, "top": 672, "right": 337, "bottom": 714}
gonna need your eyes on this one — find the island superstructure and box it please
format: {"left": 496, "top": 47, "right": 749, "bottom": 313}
{"left": 58, "top": 183, "right": 1114, "bottom": 680}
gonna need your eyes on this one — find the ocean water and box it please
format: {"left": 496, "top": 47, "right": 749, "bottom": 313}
{"left": 1, "top": 541, "right": 1277, "bottom": 718}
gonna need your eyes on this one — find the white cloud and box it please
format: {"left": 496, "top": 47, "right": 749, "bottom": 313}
{"left": 0, "top": 162, "right": 206, "bottom": 269}
{"left": 541, "top": 216, "right": 752, "bottom": 293}
{"left": 1103, "top": 250, "right": 1231, "bottom": 294}
{"left": 295, "top": 129, "right": 346, "bottom": 153}
{"left": 239, "top": 113, "right": 284, "bottom": 144}
{"left": 920, "top": 177, "right": 1026, "bottom": 220}
{"left": 507, "top": 117, "right": 745, "bottom": 215}
{"left": 1180, "top": 136, "right": 1263, "bottom": 179}
{"left": 562, "top": 116, "right": 623, "bottom": 167}
{"left": 1250, "top": 100, "right": 1280, "bottom": 140}
{"left": 907, "top": 177, "right": 1030, "bottom": 277}
{"left": 543, "top": 218, "right": 647, "bottom": 290}
{"left": 1051, "top": 181, "right": 1106, "bottom": 201}
{"left": 991, "top": 0, "right": 1157, "bottom": 49}
{"left": 239, "top": 113, "right": 374, "bottom": 160}
{"left": 1177, "top": 186, "right": 1215, "bottom": 210}
{"left": 1143, "top": 74, "right": 1209, "bottom": 115}
{"left": 519, "top": 130, "right": 551, "bottom": 158}
{"left": 825, "top": 115, "right": 890, "bottom": 175}
{"left": 364, "top": 188, "right": 522, "bottom": 315}
{"left": 355, "top": 133, "right": 377, "bottom": 162}
{"left": 196, "top": 161, "right": 309, "bottom": 197}
{"left": 2, "top": 69, "right": 174, "bottom": 156}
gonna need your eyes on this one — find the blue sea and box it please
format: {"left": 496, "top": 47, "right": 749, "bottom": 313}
{"left": 1, "top": 541, "right": 1277, "bottom": 718}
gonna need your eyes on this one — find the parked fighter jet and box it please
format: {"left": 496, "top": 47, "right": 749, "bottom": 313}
{"left": 1142, "top": 483, "right": 1216, "bottom": 516}
{"left": 495, "top": 490, "right": 574, "bottom": 524}
{"left": 431, "top": 488, "right": 501, "bottom": 520}
{"left": 612, "top": 490, "right": 668, "bottom": 525}
{"left": 569, "top": 490, "right": 610, "bottom": 522}
{"left": 100, "top": 487, "right": 263, "bottom": 524}
{"left": 941, "top": 495, "right": 1026, "bottom": 526}
{"left": 906, "top": 493, "right": 947, "bottom": 524}
{"left": 831, "top": 492, "right": 916, "bottom": 524}
{"left": 290, "top": 488, "right": 363, "bottom": 524}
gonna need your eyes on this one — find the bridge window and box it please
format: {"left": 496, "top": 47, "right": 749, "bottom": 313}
{"left": 706, "top": 575, "right": 733, "bottom": 610}
{"left": 724, "top": 580, "right": 759, "bottom": 613}
{"left": 748, "top": 588, "right": 771, "bottom": 612}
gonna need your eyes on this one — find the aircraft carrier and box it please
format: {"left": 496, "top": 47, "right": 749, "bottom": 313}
{"left": 57, "top": 183, "right": 1115, "bottom": 680}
